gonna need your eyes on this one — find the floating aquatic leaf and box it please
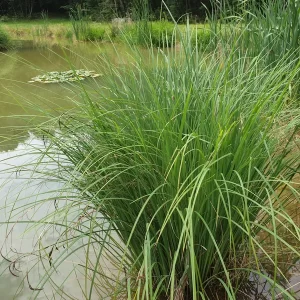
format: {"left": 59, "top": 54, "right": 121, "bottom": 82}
{"left": 28, "top": 70, "right": 102, "bottom": 84}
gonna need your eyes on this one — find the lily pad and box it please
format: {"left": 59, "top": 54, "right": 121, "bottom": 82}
{"left": 28, "top": 69, "right": 102, "bottom": 84}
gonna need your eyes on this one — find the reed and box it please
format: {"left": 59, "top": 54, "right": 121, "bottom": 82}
{"left": 24, "top": 32, "right": 300, "bottom": 298}
{"left": 69, "top": 4, "right": 90, "bottom": 41}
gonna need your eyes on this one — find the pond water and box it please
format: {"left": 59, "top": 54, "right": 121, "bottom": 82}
{"left": 0, "top": 41, "right": 110, "bottom": 152}
{"left": 0, "top": 42, "right": 299, "bottom": 299}
{"left": 0, "top": 136, "right": 82, "bottom": 299}
{"left": 0, "top": 42, "right": 125, "bottom": 299}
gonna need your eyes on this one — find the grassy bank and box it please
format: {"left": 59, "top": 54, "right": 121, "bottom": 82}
{"left": 1, "top": 18, "right": 210, "bottom": 47}
{"left": 2, "top": 18, "right": 100, "bottom": 44}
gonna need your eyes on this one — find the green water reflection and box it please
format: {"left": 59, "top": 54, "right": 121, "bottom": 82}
{"left": 0, "top": 41, "right": 136, "bottom": 151}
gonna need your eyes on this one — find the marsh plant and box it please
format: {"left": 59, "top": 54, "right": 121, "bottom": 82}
{"left": 245, "top": 0, "right": 300, "bottom": 65}
{"left": 210, "top": 0, "right": 300, "bottom": 67}
{"left": 69, "top": 4, "right": 90, "bottom": 41}
{"left": 208, "top": 0, "right": 300, "bottom": 101}
{"left": 123, "top": 20, "right": 175, "bottom": 47}
{"left": 3, "top": 26, "right": 300, "bottom": 299}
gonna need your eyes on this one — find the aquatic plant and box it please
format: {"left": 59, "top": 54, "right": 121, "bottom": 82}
{"left": 28, "top": 69, "right": 101, "bottom": 84}
{"left": 191, "top": 27, "right": 212, "bottom": 50}
{"left": 148, "top": 21, "right": 175, "bottom": 47}
{"left": 210, "top": 0, "right": 300, "bottom": 69}
{"left": 69, "top": 4, "right": 90, "bottom": 41}
{"left": 7, "top": 32, "right": 298, "bottom": 299}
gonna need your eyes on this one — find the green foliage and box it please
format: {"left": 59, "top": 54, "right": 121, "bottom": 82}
{"left": 86, "top": 25, "right": 106, "bottom": 41}
{"left": 2, "top": 1, "right": 300, "bottom": 298}
{"left": 87, "top": 0, "right": 117, "bottom": 21}
{"left": 65, "top": 29, "right": 73, "bottom": 40}
{"left": 69, "top": 4, "right": 90, "bottom": 40}
{"left": 241, "top": 0, "right": 300, "bottom": 66}
{"left": 150, "top": 21, "right": 174, "bottom": 46}
{"left": 32, "top": 10, "right": 50, "bottom": 39}
{"left": 211, "top": 0, "right": 300, "bottom": 101}
{"left": 123, "top": 21, "right": 175, "bottom": 47}
{"left": 23, "top": 32, "right": 300, "bottom": 298}
{"left": 0, "top": 0, "right": 267, "bottom": 22}
{"left": 110, "top": 23, "right": 122, "bottom": 39}
{"left": 69, "top": 5, "right": 106, "bottom": 41}
{"left": 0, "top": 26, "right": 11, "bottom": 50}
{"left": 191, "top": 27, "right": 212, "bottom": 49}
{"left": 208, "top": 0, "right": 300, "bottom": 69}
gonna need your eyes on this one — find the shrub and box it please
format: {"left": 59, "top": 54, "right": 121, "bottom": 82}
{"left": 86, "top": 25, "right": 106, "bottom": 41}
{"left": 123, "top": 21, "right": 175, "bottom": 47}
{"left": 149, "top": 21, "right": 175, "bottom": 47}
{"left": 0, "top": 26, "right": 11, "bottom": 50}
{"left": 191, "top": 28, "right": 212, "bottom": 49}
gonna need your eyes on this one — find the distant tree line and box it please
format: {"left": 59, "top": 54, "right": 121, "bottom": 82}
{"left": 0, "top": 0, "right": 262, "bottom": 21}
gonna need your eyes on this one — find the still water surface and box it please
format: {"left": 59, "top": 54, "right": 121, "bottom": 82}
{"left": 0, "top": 41, "right": 110, "bottom": 152}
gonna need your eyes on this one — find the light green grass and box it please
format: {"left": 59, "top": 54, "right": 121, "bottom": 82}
{"left": 2, "top": 19, "right": 109, "bottom": 43}
{"left": 1, "top": 18, "right": 210, "bottom": 46}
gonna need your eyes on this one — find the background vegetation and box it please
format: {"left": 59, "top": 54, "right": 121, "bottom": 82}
{"left": 0, "top": 0, "right": 262, "bottom": 21}
{"left": 0, "top": 25, "right": 10, "bottom": 49}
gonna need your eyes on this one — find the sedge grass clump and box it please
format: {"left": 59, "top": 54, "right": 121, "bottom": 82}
{"left": 244, "top": 0, "right": 300, "bottom": 65}
{"left": 2, "top": 10, "right": 299, "bottom": 296}
{"left": 211, "top": 0, "right": 300, "bottom": 69}
{"left": 30, "top": 35, "right": 300, "bottom": 299}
